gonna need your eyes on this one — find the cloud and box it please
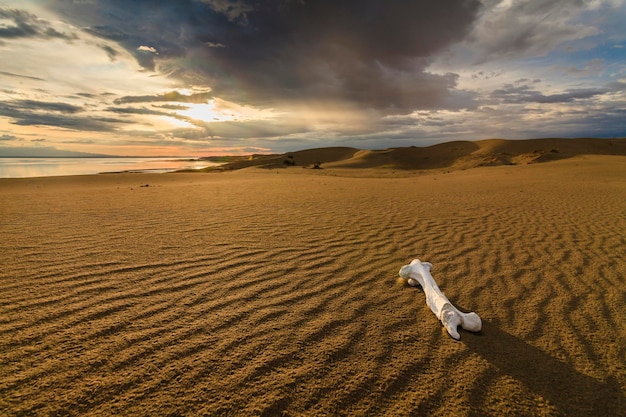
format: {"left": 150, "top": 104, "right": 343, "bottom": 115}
{"left": 180, "top": 119, "right": 313, "bottom": 140}
{"left": 45, "top": 0, "right": 483, "bottom": 113}
{"left": 137, "top": 45, "right": 158, "bottom": 53}
{"left": 490, "top": 84, "right": 609, "bottom": 104}
{"left": 0, "top": 70, "right": 45, "bottom": 81}
{"left": 0, "top": 99, "right": 131, "bottom": 131}
{"left": 0, "top": 7, "right": 76, "bottom": 40}
{"left": 430, "top": 0, "right": 626, "bottom": 76}
{"left": 155, "top": 104, "right": 191, "bottom": 110}
{"left": 559, "top": 58, "right": 606, "bottom": 77}
{"left": 106, "top": 106, "right": 170, "bottom": 116}
{"left": 7, "top": 99, "right": 83, "bottom": 113}
{"left": 100, "top": 44, "right": 119, "bottom": 61}
{"left": 7, "top": 113, "right": 129, "bottom": 131}
{"left": 198, "top": 0, "right": 254, "bottom": 23}
{"left": 0, "top": 133, "right": 20, "bottom": 141}
{"left": 114, "top": 91, "right": 213, "bottom": 104}
{"left": 3, "top": 1, "right": 623, "bottom": 156}
{"left": 466, "top": 0, "right": 602, "bottom": 63}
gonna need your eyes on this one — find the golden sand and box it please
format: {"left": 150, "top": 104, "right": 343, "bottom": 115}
{"left": 1, "top": 150, "right": 625, "bottom": 416}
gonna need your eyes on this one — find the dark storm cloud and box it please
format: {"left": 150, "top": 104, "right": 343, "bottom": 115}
{"left": 0, "top": 8, "right": 76, "bottom": 40}
{"left": 45, "top": 0, "right": 482, "bottom": 112}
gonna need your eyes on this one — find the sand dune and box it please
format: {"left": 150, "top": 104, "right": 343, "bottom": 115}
{"left": 216, "top": 138, "right": 626, "bottom": 172}
{"left": 1, "top": 151, "right": 625, "bottom": 416}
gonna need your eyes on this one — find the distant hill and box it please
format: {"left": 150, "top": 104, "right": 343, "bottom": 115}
{"left": 0, "top": 146, "right": 113, "bottom": 158}
{"left": 213, "top": 138, "right": 626, "bottom": 172}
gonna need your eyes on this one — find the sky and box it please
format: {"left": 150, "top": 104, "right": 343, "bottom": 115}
{"left": 0, "top": 0, "right": 625, "bottom": 156}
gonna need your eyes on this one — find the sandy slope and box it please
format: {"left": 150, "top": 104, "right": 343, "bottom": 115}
{"left": 1, "top": 154, "right": 625, "bottom": 416}
{"left": 215, "top": 138, "right": 626, "bottom": 171}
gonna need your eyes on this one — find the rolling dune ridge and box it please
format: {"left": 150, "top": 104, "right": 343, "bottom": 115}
{"left": 1, "top": 147, "right": 625, "bottom": 415}
{"left": 213, "top": 137, "right": 626, "bottom": 171}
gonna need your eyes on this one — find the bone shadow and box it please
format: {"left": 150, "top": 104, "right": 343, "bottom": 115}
{"left": 462, "top": 320, "right": 625, "bottom": 417}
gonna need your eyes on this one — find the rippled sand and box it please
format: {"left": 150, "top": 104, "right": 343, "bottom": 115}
{"left": 1, "top": 155, "right": 625, "bottom": 416}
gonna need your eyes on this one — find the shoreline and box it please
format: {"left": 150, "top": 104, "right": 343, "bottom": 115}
{"left": 0, "top": 156, "right": 218, "bottom": 179}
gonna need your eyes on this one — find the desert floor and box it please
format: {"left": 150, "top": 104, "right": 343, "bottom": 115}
{"left": 1, "top": 155, "right": 625, "bottom": 416}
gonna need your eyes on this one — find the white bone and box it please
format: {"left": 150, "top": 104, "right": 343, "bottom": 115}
{"left": 399, "top": 259, "right": 481, "bottom": 340}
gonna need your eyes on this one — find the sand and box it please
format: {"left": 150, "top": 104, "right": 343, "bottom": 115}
{"left": 1, "top": 150, "right": 625, "bottom": 416}
{"left": 212, "top": 137, "right": 626, "bottom": 171}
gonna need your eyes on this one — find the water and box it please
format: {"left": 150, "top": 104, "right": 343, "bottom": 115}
{"left": 0, "top": 157, "right": 221, "bottom": 178}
